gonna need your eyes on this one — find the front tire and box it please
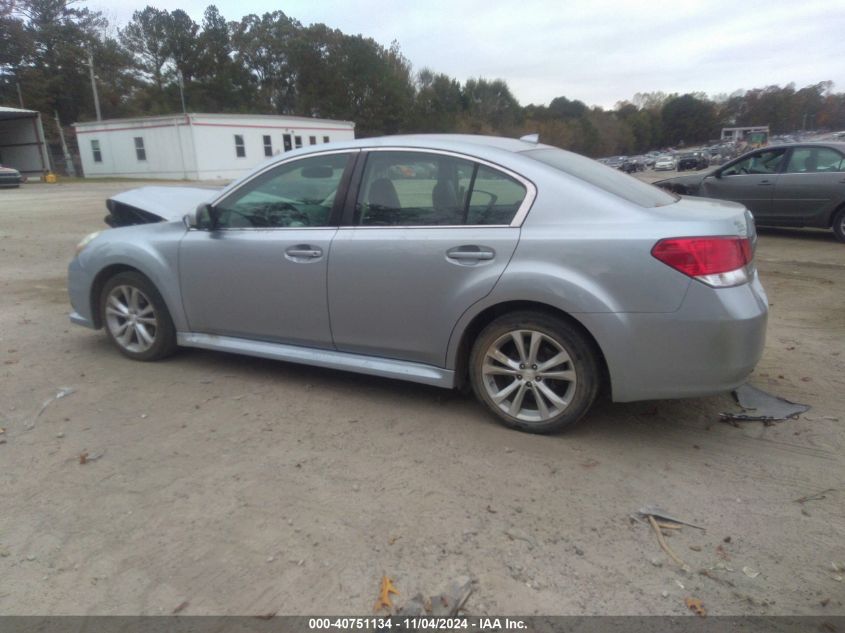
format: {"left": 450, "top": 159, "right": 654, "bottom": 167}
{"left": 100, "top": 271, "right": 177, "bottom": 361}
{"left": 469, "top": 312, "right": 600, "bottom": 434}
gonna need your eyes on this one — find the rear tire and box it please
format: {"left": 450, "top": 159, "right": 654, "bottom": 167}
{"left": 469, "top": 312, "right": 600, "bottom": 434}
{"left": 100, "top": 271, "right": 177, "bottom": 361}
{"left": 833, "top": 207, "right": 845, "bottom": 243}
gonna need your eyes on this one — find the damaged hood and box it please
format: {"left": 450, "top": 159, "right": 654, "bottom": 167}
{"left": 107, "top": 186, "right": 221, "bottom": 226}
{"left": 653, "top": 169, "right": 719, "bottom": 195}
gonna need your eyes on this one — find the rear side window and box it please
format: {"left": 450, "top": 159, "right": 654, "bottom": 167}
{"left": 785, "top": 147, "right": 845, "bottom": 173}
{"left": 524, "top": 147, "right": 676, "bottom": 208}
{"left": 356, "top": 151, "right": 527, "bottom": 226}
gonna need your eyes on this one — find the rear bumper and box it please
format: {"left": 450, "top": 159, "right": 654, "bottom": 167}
{"left": 585, "top": 272, "right": 768, "bottom": 402}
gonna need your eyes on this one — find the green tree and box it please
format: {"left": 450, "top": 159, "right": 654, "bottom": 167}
{"left": 411, "top": 68, "right": 464, "bottom": 131}
{"left": 462, "top": 78, "right": 521, "bottom": 133}
{"left": 190, "top": 5, "right": 256, "bottom": 112}
{"left": 3, "top": 0, "right": 105, "bottom": 124}
{"left": 121, "top": 6, "right": 169, "bottom": 92}
{"left": 232, "top": 10, "right": 300, "bottom": 113}
{"left": 661, "top": 93, "right": 717, "bottom": 146}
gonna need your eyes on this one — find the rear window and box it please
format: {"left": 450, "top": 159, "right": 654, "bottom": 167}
{"left": 523, "top": 148, "right": 677, "bottom": 208}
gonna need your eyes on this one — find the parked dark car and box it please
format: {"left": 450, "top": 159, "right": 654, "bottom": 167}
{"left": 620, "top": 157, "right": 643, "bottom": 173}
{"left": 655, "top": 142, "right": 845, "bottom": 241}
{"left": 0, "top": 165, "right": 23, "bottom": 188}
{"left": 605, "top": 156, "right": 626, "bottom": 169}
{"left": 677, "top": 151, "right": 710, "bottom": 171}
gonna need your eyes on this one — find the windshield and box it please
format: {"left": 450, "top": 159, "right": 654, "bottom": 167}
{"left": 524, "top": 147, "right": 677, "bottom": 207}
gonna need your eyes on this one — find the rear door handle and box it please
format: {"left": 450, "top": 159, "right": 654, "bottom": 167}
{"left": 285, "top": 245, "right": 323, "bottom": 260}
{"left": 446, "top": 246, "right": 495, "bottom": 261}
{"left": 758, "top": 180, "right": 773, "bottom": 186}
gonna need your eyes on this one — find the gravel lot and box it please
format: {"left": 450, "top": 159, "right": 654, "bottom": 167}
{"left": 1, "top": 180, "right": 843, "bottom": 616}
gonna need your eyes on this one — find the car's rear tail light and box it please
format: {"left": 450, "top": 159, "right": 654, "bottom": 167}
{"left": 651, "top": 236, "right": 753, "bottom": 288}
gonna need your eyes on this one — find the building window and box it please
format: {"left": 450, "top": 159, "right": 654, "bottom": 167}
{"left": 309, "top": 136, "right": 317, "bottom": 145}
{"left": 234, "top": 134, "right": 246, "bottom": 158}
{"left": 294, "top": 135, "right": 302, "bottom": 149}
{"left": 134, "top": 137, "right": 146, "bottom": 161}
{"left": 91, "top": 139, "right": 102, "bottom": 163}
{"left": 263, "top": 135, "right": 273, "bottom": 157}
{"left": 323, "top": 136, "right": 330, "bottom": 143}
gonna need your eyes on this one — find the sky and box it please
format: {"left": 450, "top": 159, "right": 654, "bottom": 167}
{"left": 83, "top": 0, "right": 845, "bottom": 109}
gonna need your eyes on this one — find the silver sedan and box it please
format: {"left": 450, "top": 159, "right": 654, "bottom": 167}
{"left": 68, "top": 134, "right": 768, "bottom": 433}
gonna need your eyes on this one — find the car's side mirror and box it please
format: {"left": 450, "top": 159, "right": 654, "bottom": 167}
{"left": 187, "top": 203, "right": 217, "bottom": 230}
{"left": 183, "top": 208, "right": 198, "bottom": 229}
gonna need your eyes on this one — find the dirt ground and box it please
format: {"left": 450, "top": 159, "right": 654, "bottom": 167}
{"left": 0, "top": 180, "right": 843, "bottom": 616}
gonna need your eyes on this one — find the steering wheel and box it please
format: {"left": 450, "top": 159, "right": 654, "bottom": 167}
{"left": 266, "top": 202, "right": 311, "bottom": 227}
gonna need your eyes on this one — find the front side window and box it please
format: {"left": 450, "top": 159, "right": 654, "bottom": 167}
{"left": 209, "top": 153, "right": 350, "bottom": 229}
{"left": 234, "top": 134, "right": 246, "bottom": 158}
{"left": 91, "top": 139, "right": 102, "bottom": 163}
{"left": 263, "top": 135, "right": 273, "bottom": 157}
{"left": 356, "top": 151, "right": 527, "bottom": 227}
{"left": 785, "top": 147, "right": 845, "bottom": 173}
{"left": 722, "top": 148, "right": 786, "bottom": 176}
{"left": 134, "top": 137, "right": 146, "bottom": 161}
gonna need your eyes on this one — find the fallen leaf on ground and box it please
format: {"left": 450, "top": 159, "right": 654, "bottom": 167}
{"left": 172, "top": 600, "right": 189, "bottom": 614}
{"left": 374, "top": 575, "right": 399, "bottom": 612}
{"left": 685, "top": 597, "right": 706, "bottom": 617}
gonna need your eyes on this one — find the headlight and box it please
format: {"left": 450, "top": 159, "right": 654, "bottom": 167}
{"left": 75, "top": 231, "right": 102, "bottom": 256}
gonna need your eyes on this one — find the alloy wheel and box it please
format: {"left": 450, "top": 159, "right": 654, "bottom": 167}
{"left": 481, "top": 329, "right": 577, "bottom": 423}
{"left": 104, "top": 285, "right": 158, "bottom": 353}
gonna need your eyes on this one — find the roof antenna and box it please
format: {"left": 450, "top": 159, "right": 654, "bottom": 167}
{"left": 519, "top": 133, "right": 539, "bottom": 144}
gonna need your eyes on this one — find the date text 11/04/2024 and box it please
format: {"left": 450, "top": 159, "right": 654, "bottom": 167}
{"left": 307, "top": 617, "right": 528, "bottom": 630}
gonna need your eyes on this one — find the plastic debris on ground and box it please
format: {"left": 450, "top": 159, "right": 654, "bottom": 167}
{"left": 720, "top": 383, "right": 810, "bottom": 424}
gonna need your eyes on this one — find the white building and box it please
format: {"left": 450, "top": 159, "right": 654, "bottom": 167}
{"left": 73, "top": 113, "right": 355, "bottom": 180}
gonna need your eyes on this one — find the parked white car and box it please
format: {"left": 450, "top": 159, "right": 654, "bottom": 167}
{"left": 654, "top": 155, "right": 676, "bottom": 171}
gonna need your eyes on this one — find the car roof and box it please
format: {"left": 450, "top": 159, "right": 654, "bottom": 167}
{"left": 261, "top": 134, "right": 559, "bottom": 169}
{"left": 763, "top": 141, "right": 845, "bottom": 151}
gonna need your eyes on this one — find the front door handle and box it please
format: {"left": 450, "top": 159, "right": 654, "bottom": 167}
{"left": 446, "top": 246, "right": 495, "bottom": 261}
{"left": 285, "top": 245, "right": 323, "bottom": 260}
{"left": 758, "top": 180, "right": 773, "bottom": 186}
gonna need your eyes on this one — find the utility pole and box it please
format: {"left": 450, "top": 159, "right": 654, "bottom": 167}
{"left": 16, "top": 81, "right": 25, "bottom": 108}
{"left": 87, "top": 49, "right": 102, "bottom": 122}
{"left": 54, "top": 111, "right": 77, "bottom": 177}
{"left": 178, "top": 70, "right": 187, "bottom": 114}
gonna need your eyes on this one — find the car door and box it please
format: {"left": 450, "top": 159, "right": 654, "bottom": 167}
{"left": 179, "top": 151, "right": 356, "bottom": 347}
{"left": 699, "top": 148, "right": 787, "bottom": 220}
{"left": 327, "top": 149, "right": 533, "bottom": 367}
{"left": 771, "top": 146, "right": 845, "bottom": 227}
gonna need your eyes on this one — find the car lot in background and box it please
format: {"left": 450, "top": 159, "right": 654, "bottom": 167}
{"left": 654, "top": 142, "right": 845, "bottom": 241}
{"left": 2, "top": 180, "right": 842, "bottom": 615}
{"left": 0, "top": 165, "right": 23, "bottom": 187}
